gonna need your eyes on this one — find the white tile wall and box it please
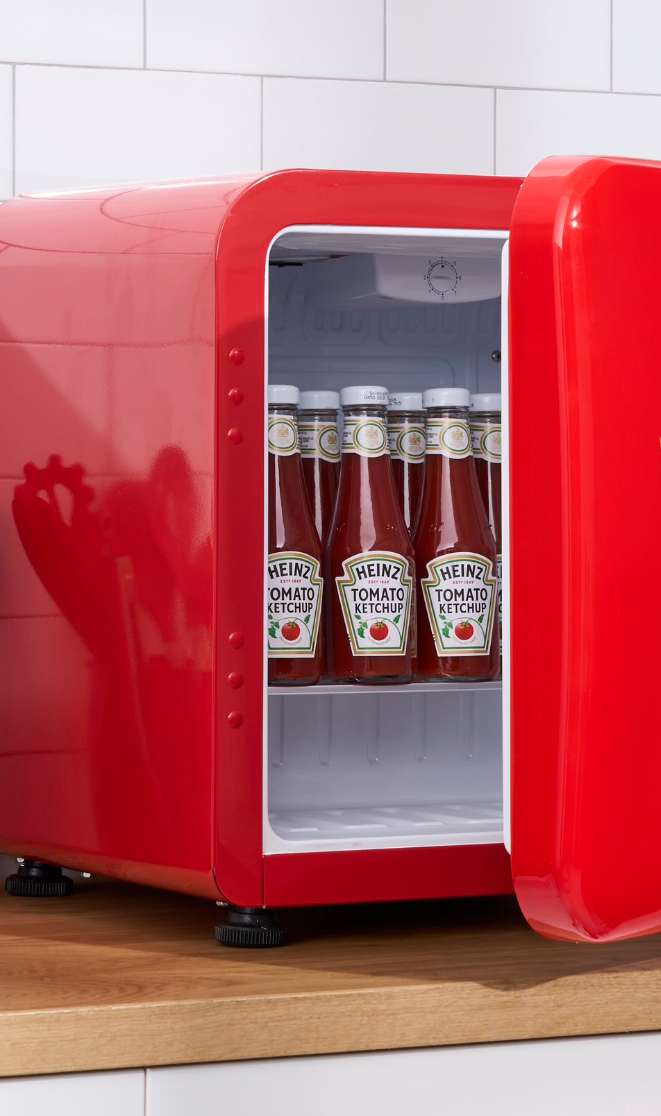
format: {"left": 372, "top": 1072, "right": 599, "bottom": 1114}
{"left": 263, "top": 78, "right": 493, "bottom": 174}
{"left": 496, "top": 88, "right": 661, "bottom": 175}
{"left": 613, "top": 0, "right": 661, "bottom": 94}
{"left": 0, "top": 1, "right": 144, "bottom": 68}
{"left": 0, "top": 3, "right": 657, "bottom": 195}
{"left": 387, "top": 0, "right": 611, "bottom": 92}
{"left": 15, "top": 66, "right": 260, "bottom": 193}
{"left": 147, "top": 0, "right": 384, "bottom": 80}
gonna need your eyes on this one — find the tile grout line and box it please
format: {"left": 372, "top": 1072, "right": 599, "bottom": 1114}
{"left": 1, "top": 60, "right": 648, "bottom": 98}
{"left": 10, "top": 64, "right": 15, "bottom": 197}
{"left": 383, "top": 0, "right": 387, "bottom": 80}
{"left": 493, "top": 88, "right": 497, "bottom": 175}
{"left": 610, "top": 0, "right": 614, "bottom": 91}
{"left": 143, "top": 0, "right": 147, "bottom": 68}
{"left": 260, "top": 75, "right": 264, "bottom": 169}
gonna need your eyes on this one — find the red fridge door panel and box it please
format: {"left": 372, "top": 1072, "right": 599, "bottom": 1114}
{"left": 510, "top": 155, "right": 661, "bottom": 941}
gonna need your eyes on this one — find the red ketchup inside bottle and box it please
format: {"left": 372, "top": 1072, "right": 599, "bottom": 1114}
{"left": 325, "top": 386, "right": 415, "bottom": 684}
{"left": 267, "top": 385, "right": 323, "bottom": 685}
{"left": 413, "top": 387, "right": 499, "bottom": 682}
{"left": 387, "top": 392, "right": 426, "bottom": 533}
{"left": 470, "top": 393, "right": 502, "bottom": 660}
{"left": 298, "top": 390, "right": 340, "bottom": 545}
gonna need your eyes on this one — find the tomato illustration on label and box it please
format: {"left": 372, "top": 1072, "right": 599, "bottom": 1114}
{"left": 369, "top": 621, "right": 389, "bottom": 641}
{"left": 281, "top": 620, "right": 301, "bottom": 642}
{"left": 455, "top": 620, "right": 474, "bottom": 641}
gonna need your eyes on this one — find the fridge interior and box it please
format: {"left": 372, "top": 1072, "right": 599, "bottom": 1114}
{"left": 264, "top": 225, "right": 509, "bottom": 855}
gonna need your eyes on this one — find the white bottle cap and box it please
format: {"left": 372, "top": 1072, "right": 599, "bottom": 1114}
{"left": 387, "top": 392, "right": 423, "bottom": 411}
{"left": 470, "top": 393, "right": 501, "bottom": 413}
{"left": 268, "top": 384, "right": 299, "bottom": 406}
{"left": 340, "top": 385, "right": 389, "bottom": 407}
{"left": 422, "top": 387, "right": 471, "bottom": 409}
{"left": 298, "top": 390, "right": 340, "bottom": 411}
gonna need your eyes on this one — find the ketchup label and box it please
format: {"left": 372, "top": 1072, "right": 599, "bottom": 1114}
{"left": 267, "top": 551, "right": 323, "bottom": 657}
{"left": 342, "top": 417, "right": 389, "bottom": 457}
{"left": 421, "top": 552, "right": 497, "bottom": 656}
{"left": 299, "top": 420, "right": 340, "bottom": 462}
{"left": 497, "top": 553, "right": 502, "bottom": 650}
{"left": 388, "top": 421, "right": 426, "bottom": 463}
{"left": 470, "top": 421, "right": 502, "bottom": 462}
{"left": 268, "top": 415, "right": 298, "bottom": 456}
{"left": 336, "top": 551, "right": 413, "bottom": 656}
{"left": 426, "top": 418, "right": 471, "bottom": 458}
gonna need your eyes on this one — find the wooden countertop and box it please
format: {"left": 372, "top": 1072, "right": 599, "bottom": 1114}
{"left": 2, "top": 878, "right": 661, "bottom": 1077}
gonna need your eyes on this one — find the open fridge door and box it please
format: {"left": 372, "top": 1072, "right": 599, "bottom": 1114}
{"left": 509, "top": 154, "right": 661, "bottom": 941}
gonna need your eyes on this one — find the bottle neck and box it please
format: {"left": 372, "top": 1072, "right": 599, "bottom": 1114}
{"left": 469, "top": 410, "right": 502, "bottom": 466}
{"left": 298, "top": 409, "right": 340, "bottom": 464}
{"left": 341, "top": 404, "right": 389, "bottom": 460}
{"left": 424, "top": 406, "right": 472, "bottom": 462}
{"left": 300, "top": 409, "right": 337, "bottom": 422}
{"left": 268, "top": 404, "right": 299, "bottom": 458}
{"left": 388, "top": 410, "right": 425, "bottom": 424}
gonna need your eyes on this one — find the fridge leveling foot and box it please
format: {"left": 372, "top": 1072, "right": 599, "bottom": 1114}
{"left": 214, "top": 906, "right": 288, "bottom": 948}
{"left": 5, "top": 860, "right": 74, "bottom": 897}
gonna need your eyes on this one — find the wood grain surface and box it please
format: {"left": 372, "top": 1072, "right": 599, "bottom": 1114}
{"left": 1, "top": 878, "right": 661, "bottom": 1076}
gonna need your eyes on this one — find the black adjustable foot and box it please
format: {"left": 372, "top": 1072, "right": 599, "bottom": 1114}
{"left": 214, "top": 906, "right": 288, "bottom": 948}
{"left": 5, "top": 860, "right": 74, "bottom": 897}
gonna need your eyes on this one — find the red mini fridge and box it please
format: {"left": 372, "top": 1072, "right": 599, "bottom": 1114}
{"left": 1, "top": 155, "right": 659, "bottom": 946}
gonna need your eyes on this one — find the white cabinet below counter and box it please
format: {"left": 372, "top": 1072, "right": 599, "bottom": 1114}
{"left": 146, "top": 1034, "right": 661, "bottom": 1116}
{"left": 0, "top": 1069, "right": 144, "bottom": 1116}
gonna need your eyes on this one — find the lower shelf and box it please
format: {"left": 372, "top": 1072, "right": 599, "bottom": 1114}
{"left": 268, "top": 681, "right": 502, "bottom": 696}
{"left": 269, "top": 799, "right": 503, "bottom": 844}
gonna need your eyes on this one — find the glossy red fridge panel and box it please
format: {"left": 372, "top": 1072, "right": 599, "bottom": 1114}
{"left": 510, "top": 155, "right": 661, "bottom": 941}
{"left": 0, "top": 172, "right": 522, "bottom": 908}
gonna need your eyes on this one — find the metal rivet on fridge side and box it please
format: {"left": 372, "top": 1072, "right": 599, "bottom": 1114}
{"left": 229, "top": 631, "right": 244, "bottom": 649}
{"left": 228, "top": 387, "right": 244, "bottom": 405}
{"left": 492, "top": 350, "right": 501, "bottom": 362}
{"left": 228, "top": 671, "right": 244, "bottom": 689}
{"left": 228, "top": 711, "right": 243, "bottom": 728}
{"left": 229, "top": 348, "right": 245, "bottom": 365}
{"left": 228, "top": 427, "right": 243, "bottom": 445}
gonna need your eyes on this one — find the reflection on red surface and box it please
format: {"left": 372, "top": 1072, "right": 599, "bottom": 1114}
{"left": 0, "top": 179, "right": 229, "bottom": 897}
{"left": 10, "top": 446, "right": 214, "bottom": 886}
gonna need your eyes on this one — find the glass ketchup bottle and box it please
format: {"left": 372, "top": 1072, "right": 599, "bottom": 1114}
{"left": 470, "top": 393, "right": 502, "bottom": 657}
{"left": 298, "top": 390, "right": 340, "bottom": 544}
{"left": 413, "top": 387, "right": 499, "bottom": 682}
{"left": 267, "top": 384, "right": 323, "bottom": 685}
{"left": 387, "top": 392, "right": 426, "bottom": 533}
{"left": 325, "top": 386, "right": 415, "bottom": 684}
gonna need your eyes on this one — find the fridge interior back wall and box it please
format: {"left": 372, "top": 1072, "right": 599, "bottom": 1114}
{"left": 3, "top": 160, "right": 661, "bottom": 945}
{"left": 265, "top": 225, "right": 507, "bottom": 860}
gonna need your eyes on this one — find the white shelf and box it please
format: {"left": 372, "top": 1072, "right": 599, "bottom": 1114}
{"left": 269, "top": 799, "right": 503, "bottom": 845}
{"left": 268, "top": 681, "right": 502, "bottom": 696}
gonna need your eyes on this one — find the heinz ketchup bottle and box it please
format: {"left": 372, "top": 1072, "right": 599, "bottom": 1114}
{"left": 470, "top": 393, "right": 502, "bottom": 659}
{"left": 267, "top": 385, "right": 323, "bottom": 685}
{"left": 414, "top": 387, "right": 499, "bottom": 682}
{"left": 387, "top": 392, "right": 426, "bottom": 532}
{"left": 298, "top": 390, "right": 340, "bottom": 544}
{"left": 325, "top": 386, "right": 415, "bottom": 684}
